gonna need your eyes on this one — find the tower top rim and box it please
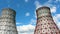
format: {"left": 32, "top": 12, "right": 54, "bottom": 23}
{"left": 2, "top": 8, "right": 16, "bottom": 14}
{"left": 2, "top": 8, "right": 16, "bottom": 12}
{"left": 36, "top": 6, "right": 50, "bottom": 12}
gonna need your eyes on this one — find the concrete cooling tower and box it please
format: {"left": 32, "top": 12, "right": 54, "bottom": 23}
{"left": 0, "top": 8, "right": 18, "bottom": 34}
{"left": 34, "top": 7, "right": 60, "bottom": 34}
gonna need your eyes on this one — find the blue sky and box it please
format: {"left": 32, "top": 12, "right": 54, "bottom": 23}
{"left": 0, "top": 0, "right": 60, "bottom": 34}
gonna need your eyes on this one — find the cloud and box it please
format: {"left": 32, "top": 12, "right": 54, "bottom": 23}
{"left": 25, "top": 0, "right": 28, "bottom": 2}
{"left": 55, "top": 0, "right": 60, "bottom": 2}
{"left": 51, "top": 6, "right": 57, "bottom": 13}
{"left": 17, "top": 24, "right": 35, "bottom": 34}
{"left": 25, "top": 12, "right": 30, "bottom": 16}
{"left": 29, "top": 18, "right": 36, "bottom": 25}
{"left": 16, "top": 18, "right": 36, "bottom": 34}
{"left": 53, "top": 14, "right": 60, "bottom": 29}
{"left": 34, "top": 1, "right": 42, "bottom": 9}
{"left": 16, "top": 22, "right": 22, "bottom": 25}
{"left": 48, "top": 0, "right": 52, "bottom": 2}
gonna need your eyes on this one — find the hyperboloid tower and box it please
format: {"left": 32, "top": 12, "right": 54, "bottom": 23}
{"left": 34, "top": 7, "right": 60, "bottom": 34}
{"left": 0, "top": 8, "right": 18, "bottom": 34}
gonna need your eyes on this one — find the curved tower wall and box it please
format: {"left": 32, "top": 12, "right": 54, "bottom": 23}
{"left": 34, "top": 7, "right": 60, "bottom": 34}
{"left": 0, "top": 8, "right": 18, "bottom": 34}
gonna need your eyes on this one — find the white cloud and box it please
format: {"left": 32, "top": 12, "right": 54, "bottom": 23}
{"left": 16, "top": 22, "right": 22, "bottom": 25}
{"left": 25, "top": 12, "right": 30, "bottom": 16}
{"left": 25, "top": 0, "right": 28, "bottom": 2}
{"left": 29, "top": 18, "right": 36, "bottom": 25}
{"left": 16, "top": 18, "right": 36, "bottom": 34}
{"left": 43, "top": 0, "right": 57, "bottom": 7}
{"left": 34, "top": 1, "right": 42, "bottom": 9}
{"left": 53, "top": 14, "right": 60, "bottom": 29}
{"left": 55, "top": 0, "right": 60, "bottom": 2}
{"left": 51, "top": 6, "right": 57, "bottom": 13}
{"left": 17, "top": 24, "right": 35, "bottom": 34}
{"left": 48, "top": 0, "right": 52, "bottom": 2}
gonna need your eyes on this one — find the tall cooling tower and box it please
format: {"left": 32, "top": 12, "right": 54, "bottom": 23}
{"left": 0, "top": 8, "right": 18, "bottom": 34}
{"left": 34, "top": 7, "right": 60, "bottom": 34}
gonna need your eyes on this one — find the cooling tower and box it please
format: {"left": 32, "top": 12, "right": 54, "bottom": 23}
{"left": 34, "top": 7, "right": 60, "bottom": 34}
{"left": 0, "top": 8, "right": 18, "bottom": 34}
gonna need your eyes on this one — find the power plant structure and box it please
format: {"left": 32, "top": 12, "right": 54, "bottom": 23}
{"left": 0, "top": 8, "right": 18, "bottom": 34}
{"left": 34, "top": 7, "right": 60, "bottom": 34}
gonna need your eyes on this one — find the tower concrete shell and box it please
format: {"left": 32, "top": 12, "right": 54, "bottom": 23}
{"left": 0, "top": 8, "right": 18, "bottom": 34}
{"left": 34, "top": 7, "right": 60, "bottom": 34}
